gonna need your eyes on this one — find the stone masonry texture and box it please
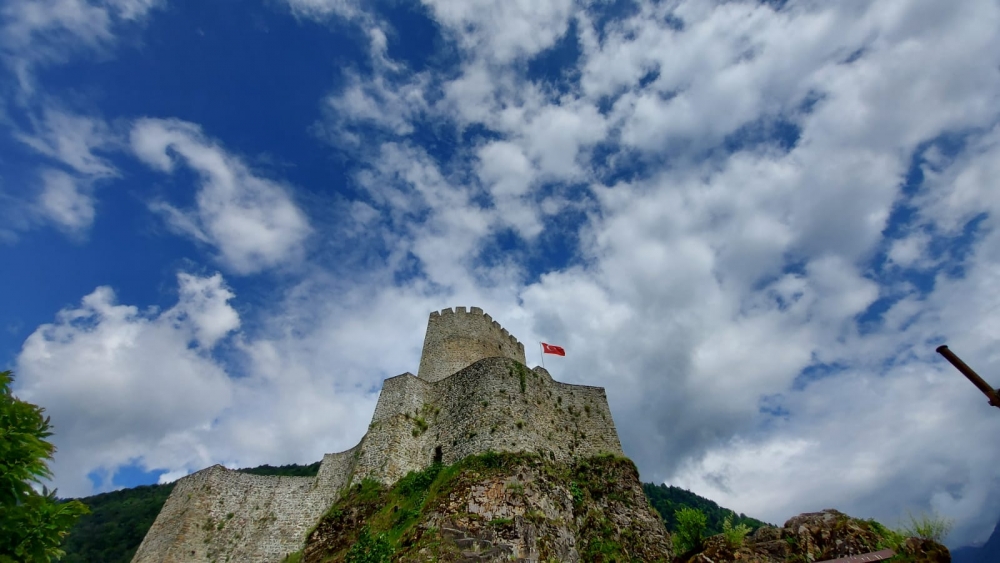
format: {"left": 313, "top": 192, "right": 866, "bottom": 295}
{"left": 132, "top": 307, "right": 623, "bottom": 563}
{"left": 417, "top": 306, "right": 527, "bottom": 382}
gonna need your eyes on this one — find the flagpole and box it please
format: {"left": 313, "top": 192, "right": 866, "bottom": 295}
{"left": 539, "top": 342, "right": 545, "bottom": 369}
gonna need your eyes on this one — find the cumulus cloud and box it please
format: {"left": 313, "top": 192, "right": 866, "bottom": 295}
{"left": 289, "top": 0, "right": 1000, "bottom": 547}
{"left": 13, "top": 272, "right": 382, "bottom": 497}
{"left": 131, "top": 118, "right": 312, "bottom": 275}
{"left": 423, "top": 0, "right": 575, "bottom": 63}
{"left": 14, "top": 273, "right": 238, "bottom": 495}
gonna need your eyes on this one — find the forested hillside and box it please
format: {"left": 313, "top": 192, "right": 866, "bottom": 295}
{"left": 643, "top": 482, "right": 771, "bottom": 535}
{"left": 60, "top": 483, "right": 175, "bottom": 563}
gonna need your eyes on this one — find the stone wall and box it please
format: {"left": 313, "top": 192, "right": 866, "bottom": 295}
{"left": 133, "top": 308, "right": 623, "bottom": 563}
{"left": 131, "top": 466, "right": 344, "bottom": 563}
{"left": 417, "top": 307, "right": 527, "bottom": 382}
{"left": 352, "top": 357, "right": 624, "bottom": 485}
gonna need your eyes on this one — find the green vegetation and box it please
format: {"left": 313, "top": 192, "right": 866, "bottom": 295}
{"left": 867, "top": 518, "right": 908, "bottom": 552}
{"left": 345, "top": 526, "right": 392, "bottom": 563}
{"left": 672, "top": 506, "right": 708, "bottom": 555}
{"left": 899, "top": 510, "right": 953, "bottom": 543}
{"left": 1, "top": 370, "right": 89, "bottom": 563}
{"left": 410, "top": 416, "right": 428, "bottom": 437}
{"left": 508, "top": 362, "right": 530, "bottom": 393}
{"left": 236, "top": 462, "right": 321, "bottom": 477}
{"left": 303, "top": 451, "right": 662, "bottom": 562}
{"left": 721, "top": 515, "right": 752, "bottom": 548}
{"left": 643, "top": 482, "right": 769, "bottom": 536}
{"left": 60, "top": 483, "right": 175, "bottom": 563}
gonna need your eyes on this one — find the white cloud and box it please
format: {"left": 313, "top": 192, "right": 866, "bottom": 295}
{"left": 284, "top": 0, "right": 362, "bottom": 21}
{"left": 36, "top": 168, "right": 96, "bottom": 233}
{"left": 296, "top": 0, "right": 1000, "bottom": 547}
{"left": 9, "top": 108, "right": 120, "bottom": 235}
{"left": 13, "top": 272, "right": 384, "bottom": 497}
{"left": 15, "top": 108, "right": 117, "bottom": 177}
{"left": 422, "top": 0, "right": 575, "bottom": 63}
{"left": 887, "top": 232, "right": 932, "bottom": 269}
{"left": 130, "top": 118, "right": 312, "bottom": 275}
{"left": 14, "top": 273, "right": 238, "bottom": 495}
{"left": 1, "top": 0, "right": 161, "bottom": 93}
{"left": 324, "top": 70, "right": 430, "bottom": 139}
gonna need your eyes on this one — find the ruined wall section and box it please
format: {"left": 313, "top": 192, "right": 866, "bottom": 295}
{"left": 417, "top": 307, "right": 526, "bottom": 383}
{"left": 352, "top": 357, "right": 624, "bottom": 485}
{"left": 131, "top": 465, "right": 219, "bottom": 563}
{"left": 315, "top": 445, "right": 361, "bottom": 494}
{"left": 133, "top": 449, "right": 359, "bottom": 563}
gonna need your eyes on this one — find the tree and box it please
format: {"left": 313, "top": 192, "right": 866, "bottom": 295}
{"left": 1, "top": 370, "right": 89, "bottom": 562}
{"left": 672, "top": 506, "right": 708, "bottom": 555}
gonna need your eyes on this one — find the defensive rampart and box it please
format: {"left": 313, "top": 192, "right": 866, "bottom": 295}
{"left": 132, "top": 308, "right": 622, "bottom": 563}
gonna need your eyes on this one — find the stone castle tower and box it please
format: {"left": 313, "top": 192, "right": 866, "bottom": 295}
{"left": 132, "top": 307, "right": 623, "bottom": 563}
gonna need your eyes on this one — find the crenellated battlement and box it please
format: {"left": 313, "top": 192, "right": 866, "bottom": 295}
{"left": 418, "top": 306, "right": 526, "bottom": 382}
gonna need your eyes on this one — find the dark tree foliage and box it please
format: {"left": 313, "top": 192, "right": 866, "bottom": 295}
{"left": 643, "top": 483, "right": 771, "bottom": 536}
{"left": 60, "top": 462, "right": 321, "bottom": 562}
{"left": 236, "top": 461, "right": 321, "bottom": 477}
{"left": 59, "top": 484, "right": 175, "bottom": 563}
{"left": 1, "top": 370, "right": 89, "bottom": 562}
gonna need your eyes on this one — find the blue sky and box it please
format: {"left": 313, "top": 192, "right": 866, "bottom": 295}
{"left": 3, "top": 0, "right": 1000, "bottom": 550}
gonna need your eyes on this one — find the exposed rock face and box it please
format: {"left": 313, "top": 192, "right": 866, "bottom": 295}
{"left": 779, "top": 509, "right": 882, "bottom": 560}
{"left": 679, "top": 509, "right": 951, "bottom": 563}
{"left": 300, "top": 453, "right": 673, "bottom": 562}
{"left": 899, "top": 537, "right": 952, "bottom": 562}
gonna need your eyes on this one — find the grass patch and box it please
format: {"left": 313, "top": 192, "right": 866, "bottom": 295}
{"left": 899, "top": 511, "right": 953, "bottom": 543}
{"left": 867, "top": 519, "right": 907, "bottom": 552}
{"left": 411, "top": 416, "right": 428, "bottom": 437}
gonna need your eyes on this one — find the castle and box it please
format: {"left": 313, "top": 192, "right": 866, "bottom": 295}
{"left": 131, "top": 307, "right": 624, "bottom": 563}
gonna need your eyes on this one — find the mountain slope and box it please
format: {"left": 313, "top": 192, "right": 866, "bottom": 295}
{"left": 952, "top": 516, "right": 1000, "bottom": 563}
{"left": 643, "top": 482, "right": 771, "bottom": 536}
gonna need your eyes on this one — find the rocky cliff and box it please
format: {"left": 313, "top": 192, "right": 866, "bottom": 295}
{"left": 294, "top": 451, "right": 673, "bottom": 562}
{"left": 683, "top": 509, "right": 951, "bottom": 563}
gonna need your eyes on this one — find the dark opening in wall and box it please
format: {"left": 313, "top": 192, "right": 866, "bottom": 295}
{"left": 434, "top": 446, "right": 443, "bottom": 464}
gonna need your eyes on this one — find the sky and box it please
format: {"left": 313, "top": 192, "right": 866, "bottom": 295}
{"left": 2, "top": 0, "right": 1000, "bottom": 551}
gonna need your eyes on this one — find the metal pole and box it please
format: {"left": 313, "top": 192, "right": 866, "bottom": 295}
{"left": 936, "top": 345, "right": 1000, "bottom": 409}
{"left": 539, "top": 342, "right": 545, "bottom": 369}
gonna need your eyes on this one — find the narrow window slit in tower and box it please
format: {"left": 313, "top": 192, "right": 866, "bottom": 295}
{"left": 434, "top": 446, "right": 443, "bottom": 464}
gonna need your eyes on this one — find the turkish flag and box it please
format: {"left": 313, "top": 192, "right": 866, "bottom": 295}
{"left": 541, "top": 343, "right": 566, "bottom": 356}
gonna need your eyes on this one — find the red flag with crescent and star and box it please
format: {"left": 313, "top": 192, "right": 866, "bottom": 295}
{"left": 541, "top": 343, "right": 566, "bottom": 356}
